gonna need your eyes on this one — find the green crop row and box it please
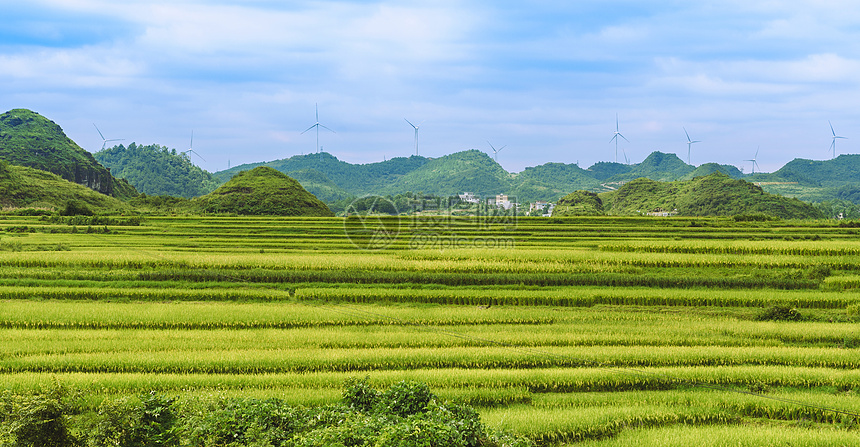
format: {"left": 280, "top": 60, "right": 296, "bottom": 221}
{"left": 3, "top": 366, "right": 859, "bottom": 395}
{"left": 3, "top": 345, "right": 859, "bottom": 375}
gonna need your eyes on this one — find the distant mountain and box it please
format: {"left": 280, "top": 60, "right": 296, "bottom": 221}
{"left": 196, "top": 166, "right": 333, "bottom": 216}
{"left": 513, "top": 162, "right": 602, "bottom": 201}
{"left": 379, "top": 149, "right": 511, "bottom": 198}
{"left": 0, "top": 160, "right": 130, "bottom": 213}
{"left": 599, "top": 173, "right": 823, "bottom": 219}
{"left": 215, "top": 153, "right": 430, "bottom": 196}
{"left": 585, "top": 161, "right": 631, "bottom": 181}
{"left": 214, "top": 150, "right": 836, "bottom": 205}
{"left": 681, "top": 163, "right": 744, "bottom": 180}
{"left": 286, "top": 168, "right": 353, "bottom": 203}
{"left": 0, "top": 109, "right": 137, "bottom": 199}
{"left": 608, "top": 151, "right": 695, "bottom": 182}
{"left": 771, "top": 155, "right": 860, "bottom": 187}
{"left": 94, "top": 143, "right": 219, "bottom": 198}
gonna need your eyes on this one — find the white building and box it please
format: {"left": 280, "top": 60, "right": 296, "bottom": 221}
{"left": 458, "top": 192, "right": 480, "bottom": 204}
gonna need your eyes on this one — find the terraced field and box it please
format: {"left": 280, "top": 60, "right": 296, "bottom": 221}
{"left": 1, "top": 214, "right": 858, "bottom": 445}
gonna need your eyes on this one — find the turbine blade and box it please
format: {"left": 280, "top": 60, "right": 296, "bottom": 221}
{"left": 190, "top": 150, "right": 206, "bottom": 162}
{"left": 498, "top": 145, "right": 506, "bottom": 152}
{"left": 405, "top": 118, "right": 417, "bottom": 129}
{"left": 830, "top": 121, "right": 836, "bottom": 137}
{"left": 319, "top": 124, "right": 335, "bottom": 133}
{"left": 301, "top": 124, "right": 317, "bottom": 134}
{"left": 619, "top": 134, "right": 629, "bottom": 142}
{"left": 93, "top": 123, "right": 105, "bottom": 140}
{"left": 190, "top": 130, "right": 193, "bottom": 149}
{"left": 684, "top": 127, "right": 691, "bottom": 140}
{"left": 315, "top": 103, "right": 319, "bottom": 122}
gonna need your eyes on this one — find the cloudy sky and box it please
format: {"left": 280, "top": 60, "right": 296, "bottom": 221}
{"left": 3, "top": 1, "right": 860, "bottom": 173}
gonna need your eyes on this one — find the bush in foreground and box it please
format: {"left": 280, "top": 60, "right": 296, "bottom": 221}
{"left": 0, "top": 380, "right": 531, "bottom": 447}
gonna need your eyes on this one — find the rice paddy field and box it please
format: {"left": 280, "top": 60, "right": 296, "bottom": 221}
{"left": 1, "top": 214, "right": 859, "bottom": 445}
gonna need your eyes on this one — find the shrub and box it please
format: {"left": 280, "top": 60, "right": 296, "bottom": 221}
{"left": 375, "top": 380, "right": 435, "bottom": 418}
{"left": 756, "top": 305, "right": 802, "bottom": 321}
{"left": 89, "top": 392, "right": 178, "bottom": 447}
{"left": 2, "top": 387, "right": 79, "bottom": 447}
{"left": 342, "top": 376, "right": 379, "bottom": 413}
{"left": 61, "top": 200, "right": 93, "bottom": 216}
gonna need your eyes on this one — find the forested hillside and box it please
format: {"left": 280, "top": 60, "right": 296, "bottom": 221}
{"left": 95, "top": 143, "right": 219, "bottom": 198}
{"left": 599, "top": 173, "right": 824, "bottom": 219}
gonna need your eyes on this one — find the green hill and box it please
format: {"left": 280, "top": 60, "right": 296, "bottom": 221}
{"left": 585, "top": 161, "right": 632, "bottom": 181}
{"left": 552, "top": 190, "right": 604, "bottom": 216}
{"left": 215, "top": 153, "right": 430, "bottom": 196}
{"left": 769, "top": 155, "right": 860, "bottom": 187}
{"left": 196, "top": 166, "right": 334, "bottom": 216}
{"left": 0, "top": 109, "right": 137, "bottom": 199}
{"left": 380, "top": 150, "right": 511, "bottom": 198}
{"left": 0, "top": 160, "right": 130, "bottom": 213}
{"left": 285, "top": 168, "right": 353, "bottom": 204}
{"left": 599, "top": 173, "right": 823, "bottom": 219}
{"left": 681, "top": 163, "right": 744, "bottom": 180}
{"left": 512, "top": 162, "right": 603, "bottom": 201}
{"left": 609, "top": 151, "right": 695, "bottom": 182}
{"left": 94, "top": 143, "right": 219, "bottom": 198}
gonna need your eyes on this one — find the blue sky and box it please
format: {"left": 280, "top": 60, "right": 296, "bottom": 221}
{"left": 2, "top": 0, "right": 860, "bottom": 174}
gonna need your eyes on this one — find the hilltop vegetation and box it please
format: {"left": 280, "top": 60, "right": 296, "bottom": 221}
{"left": 0, "top": 109, "right": 137, "bottom": 199}
{"left": 552, "top": 190, "right": 604, "bottom": 216}
{"left": 196, "top": 166, "right": 334, "bottom": 216}
{"left": 598, "top": 173, "right": 823, "bottom": 219}
{"left": 0, "top": 160, "right": 129, "bottom": 213}
{"left": 94, "top": 143, "right": 219, "bottom": 198}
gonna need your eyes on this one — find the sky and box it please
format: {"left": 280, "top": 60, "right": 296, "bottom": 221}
{"left": 3, "top": 0, "right": 860, "bottom": 174}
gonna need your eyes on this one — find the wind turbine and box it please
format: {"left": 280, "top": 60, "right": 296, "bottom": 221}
{"left": 487, "top": 141, "right": 506, "bottom": 162}
{"left": 405, "top": 119, "right": 423, "bottom": 156}
{"left": 744, "top": 147, "right": 760, "bottom": 174}
{"left": 829, "top": 121, "right": 847, "bottom": 159}
{"left": 609, "top": 114, "right": 629, "bottom": 163}
{"left": 683, "top": 127, "right": 701, "bottom": 165}
{"left": 182, "top": 130, "right": 206, "bottom": 165}
{"left": 301, "top": 104, "right": 335, "bottom": 155}
{"left": 93, "top": 123, "right": 124, "bottom": 150}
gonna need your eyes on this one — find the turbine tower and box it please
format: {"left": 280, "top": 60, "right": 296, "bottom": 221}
{"left": 683, "top": 127, "right": 701, "bottom": 165}
{"left": 182, "top": 130, "right": 206, "bottom": 165}
{"left": 301, "top": 104, "right": 335, "bottom": 155}
{"left": 829, "top": 121, "right": 847, "bottom": 159}
{"left": 487, "top": 141, "right": 506, "bottom": 162}
{"left": 93, "top": 123, "right": 124, "bottom": 150}
{"left": 609, "top": 114, "right": 629, "bottom": 163}
{"left": 405, "top": 119, "right": 423, "bottom": 156}
{"left": 744, "top": 147, "right": 760, "bottom": 174}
